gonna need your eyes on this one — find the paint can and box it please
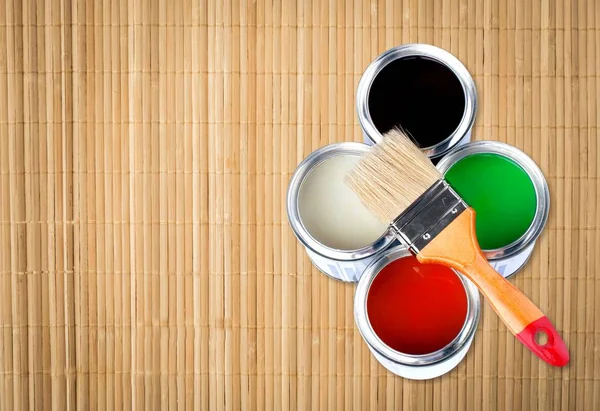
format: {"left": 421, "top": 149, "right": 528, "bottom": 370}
{"left": 354, "top": 246, "right": 481, "bottom": 380}
{"left": 287, "top": 142, "right": 396, "bottom": 282}
{"left": 436, "top": 141, "right": 550, "bottom": 278}
{"left": 356, "top": 44, "right": 477, "bottom": 162}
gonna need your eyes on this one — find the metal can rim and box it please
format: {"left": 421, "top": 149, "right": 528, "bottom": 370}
{"left": 286, "top": 142, "right": 396, "bottom": 262}
{"left": 436, "top": 141, "right": 550, "bottom": 260}
{"left": 354, "top": 246, "right": 481, "bottom": 367}
{"left": 356, "top": 44, "right": 478, "bottom": 159}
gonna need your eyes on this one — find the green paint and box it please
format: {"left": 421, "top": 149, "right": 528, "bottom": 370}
{"left": 445, "top": 153, "right": 537, "bottom": 250}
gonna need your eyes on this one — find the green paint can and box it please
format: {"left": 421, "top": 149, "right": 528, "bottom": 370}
{"left": 437, "top": 141, "right": 549, "bottom": 278}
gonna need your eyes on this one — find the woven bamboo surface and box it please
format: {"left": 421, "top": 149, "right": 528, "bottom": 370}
{"left": 0, "top": 0, "right": 598, "bottom": 410}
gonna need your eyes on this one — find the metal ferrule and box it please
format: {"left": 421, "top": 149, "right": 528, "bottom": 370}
{"left": 391, "top": 180, "right": 467, "bottom": 253}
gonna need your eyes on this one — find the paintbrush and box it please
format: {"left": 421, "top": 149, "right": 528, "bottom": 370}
{"left": 346, "top": 129, "right": 569, "bottom": 367}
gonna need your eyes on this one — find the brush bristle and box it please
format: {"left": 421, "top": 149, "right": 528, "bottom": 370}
{"left": 346, "top": 128, "right": 442, "bottom": 223}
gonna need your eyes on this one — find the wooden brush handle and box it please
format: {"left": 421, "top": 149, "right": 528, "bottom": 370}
{"left": 417, "top": 208, "right": 569, "bottom": 367}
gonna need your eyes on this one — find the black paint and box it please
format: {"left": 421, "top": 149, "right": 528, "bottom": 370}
{"left": 368, "top": 57, "right": 466, "bottom": 149}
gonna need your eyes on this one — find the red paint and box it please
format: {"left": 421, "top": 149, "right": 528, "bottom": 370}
{"left": 367, "top": 256, "right": 468, "bottom": 355}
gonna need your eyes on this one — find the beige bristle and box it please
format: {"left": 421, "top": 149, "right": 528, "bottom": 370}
{"left": 346, "top": 129, "right": 442, "bottom": 223}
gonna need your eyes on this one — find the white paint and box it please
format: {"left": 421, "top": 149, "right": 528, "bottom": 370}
{"left": 298, "top": 154, "right": 388, "bottom": 251}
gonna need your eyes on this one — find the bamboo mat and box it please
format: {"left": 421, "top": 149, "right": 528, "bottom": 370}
{"left": 0, "top": 0, "right": 598, "bottom": 410}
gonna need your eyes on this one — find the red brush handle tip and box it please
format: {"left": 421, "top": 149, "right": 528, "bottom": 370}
{"left": 515, "top": 316, "right": 569, "bottom": 367}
